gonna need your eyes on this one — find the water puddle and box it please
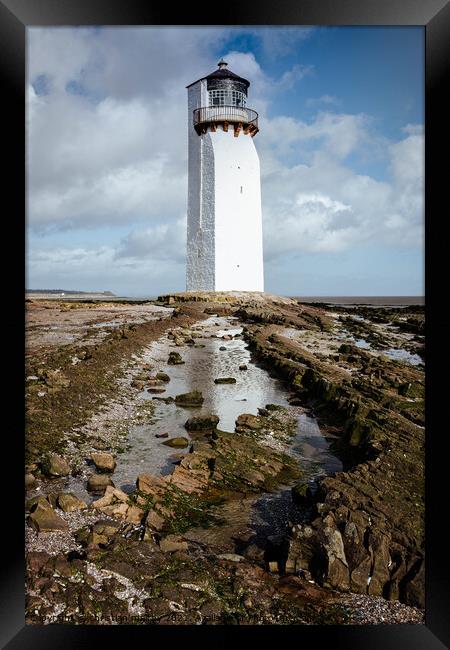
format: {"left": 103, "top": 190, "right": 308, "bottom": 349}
{"left": 382, "top": 348, "right": 423, "bottom": 366}
{"left": 108, "top": 316, "right": 343, "bottom": 546}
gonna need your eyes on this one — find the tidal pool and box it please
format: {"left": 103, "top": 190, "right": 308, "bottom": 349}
{"left": 113, "top": 316, "right": 342, "bottom": 497}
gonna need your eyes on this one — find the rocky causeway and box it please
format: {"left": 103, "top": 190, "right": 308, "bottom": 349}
{"left": 25, "top": 292, "right": 425, "bottom": 625}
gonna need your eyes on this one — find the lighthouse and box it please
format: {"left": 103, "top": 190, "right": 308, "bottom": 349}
{"left": 186, "top": 59, "right": 264, "bottom": 292}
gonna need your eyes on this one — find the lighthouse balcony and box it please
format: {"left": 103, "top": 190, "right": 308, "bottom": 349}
{"left": 193, "top": 105, "right": 259, "bottom": 137}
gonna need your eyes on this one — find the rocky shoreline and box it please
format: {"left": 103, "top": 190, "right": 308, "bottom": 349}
{"left": 25, "top": 293, "right": 424, "bottom": 625}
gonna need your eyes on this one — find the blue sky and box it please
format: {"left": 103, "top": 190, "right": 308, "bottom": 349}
{"left": 27, "top": 26, "right": 424, "bottom": 296}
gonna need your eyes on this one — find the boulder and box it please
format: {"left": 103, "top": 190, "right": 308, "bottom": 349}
{"left": 155, "top": 432, "right": 169, "bottom": 438}
{"left": 219, "top": 346, "right": 227, "bottom": 351}
{"left": 156, "top": 372, "right": 171, "bottom": 382}
{"left": 136, "top": 474, "right": 166, "bottom": 498}
{"left": 25, "top": 473, "right": 36, "bottom": 490}
{"left": 92, "top": 486, "right": 129, "bottom": 510}
{"left": 217, "top": 553, "right": 245, "bottom": 563}
{"left": 159, "top": 534, "right": 188, "bottom": 553}
{"left": 125, "top": 505, "right": 145, "bottom": 524}
{"left": 168, "top": 352, "right": 184, "bottom": 365}
{"left": 184, "top": 415, "right": 219, "bottom": 431}
{"left": 41, "top": 454, "right": 70, "bottom": 478}
{"left": 162, "top": 437, "right": 189, "bottom": 449}
{"left": 91, "top": 452, "right": 116, "bottom": 473}
{"left": 214, "top": 377, "right": 236, "bottom": 384}
{"left": 235, "top": 413, "right": 262, "bottom": 431}
{"left": 239, "top": 364, "right": 248, "bottom": 371}
{"left": 87, "top": 474, "right": 115, "bottom": 494}
{"left": 322, "top": 526, "right": 350, "bottom": 590}
{"left": 174, "top": 390, "right": 204, "bottom": 406}
{"left": 27, "top": 503, "right": 68, "bottom": 533}
{"left": 291, "top": 482, "right": 312, "bottom": 506}
{"left": 146, "top": 509, "right": 165, "bottom": 531}
{"left": 57, "top": 493, "right": 87, "bottom": 512}
{"left": 27, "top": 495, "right": 52, "bottom": 512}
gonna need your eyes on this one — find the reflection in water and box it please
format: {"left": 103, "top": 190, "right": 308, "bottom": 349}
{"left": 113, "top": 314, "right": 343, "bottom": 547}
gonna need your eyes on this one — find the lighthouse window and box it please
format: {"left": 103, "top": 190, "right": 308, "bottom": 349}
{"left": 208, "top": 90, "right": 246, "bottom": 107}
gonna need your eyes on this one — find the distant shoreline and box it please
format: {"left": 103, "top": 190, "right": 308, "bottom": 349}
{"left": 294, "top": 296, "right": 424, "bottom": 306}
{"left": 26, "top": 291, "right": 424, "bottom": 307}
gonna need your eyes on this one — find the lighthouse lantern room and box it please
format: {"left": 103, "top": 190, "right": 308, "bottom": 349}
{"left": 186, "top": 59, "right": 264, "bottom": 292}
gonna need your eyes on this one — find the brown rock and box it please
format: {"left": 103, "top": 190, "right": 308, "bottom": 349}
{"left": 162, "top": 437, "right": 189, "bottom": 448}
{"left": 137, "top": 473, "right": 166, "bottom": 497}
{"left": 146, "top": 509, "right": 165, "bottom": 531}
{"left": 184, "top": 414, "right": 219, "bottom": 431}
{"left": 27, "top": 503, "right": 68, "bottom": 533}
{"left": 159, "top": 535, "right": 188, "bottom": 553}
{"left": 57, "top": 493, "right": 87, "bottom": 513}
{"left": 41, "top": 453, "right": 70, "bottom": 478}
{"left": 174, "top": 390, "right": 204, "bottom": 406}
{"left": 235, "top": 413, "right": 262, "bottom": 431}
{"left": 25, "top": 473, "right": 36, "bottom": 490}
{"left": 87, "top": 474, "right": 114, "bottom": 494}
{"left": 126, "top": 505, "right": 145, "bottom": 525}
{"left": 91, "top": 452, "right": 116, "bottom": 473}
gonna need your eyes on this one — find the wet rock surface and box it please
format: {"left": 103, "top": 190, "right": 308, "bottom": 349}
{"left": 25, "top": 293, "right": 424, "bottom": 624}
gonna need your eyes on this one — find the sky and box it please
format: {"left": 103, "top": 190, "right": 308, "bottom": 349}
{"left": 26, "top": 26, "right": 424, "bottom": 297}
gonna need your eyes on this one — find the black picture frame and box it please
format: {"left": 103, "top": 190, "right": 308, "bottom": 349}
{"left": 1, "top": 0, "right": 448, "bottom": 647}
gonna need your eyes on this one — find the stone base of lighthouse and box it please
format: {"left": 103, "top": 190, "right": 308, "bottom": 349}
{"left": 186, "top": 127, "right": 264, "bottom": 292}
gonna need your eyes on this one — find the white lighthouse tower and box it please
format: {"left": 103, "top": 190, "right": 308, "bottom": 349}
{"left": 186, "top": 59, "right": 264, "bottom": 292}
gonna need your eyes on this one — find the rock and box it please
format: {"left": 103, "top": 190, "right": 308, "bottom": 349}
{"left": 131, "top": 379, "right": 145, "bottom": 389}
{"left": 219, "top": 346, "right": 227, "bottom": 351}
{"left": 156, "top": 372, "right": 171, "bottom": 382}
{"left": 152, "top": 396, "right": 174, "bottom": 403}
{"left": 136, "top": 474, "right": 166, "bottom": 497}
{"left": 25, "top": 473, "right": 36, "bottom": 490}
{"left": 291, "top": 482, "right": 312, "bottom": 506}
{"left": 92, "top": 486, "right": 129, "bottom": 510}
{"left": 126, "top": 505, "right": 145, "bottom": 525}
{"left": 322, "top": 526, "right": 350, "bottom": 590}
{"left": 217, "top": 553, "right": 245, "bottom": 563}
{"left": 235, "top": 413, "right": 262, "bottom": 431}
{"left": 46, "top": 491, "right": 60, "bottom": 508}
{"left": 27, "top": 503, "right": 68, "bottom": 533}
{"left": 174, "top": 390, "right": 204, "bottom": 406}
{"left": 184, "top": 414, "right": 219, "bottom": 431}
{"left": 146, "top": 509, "right": 165, "bottom": 531}
{"left": 91, "top": 452, "right": 116, "bottom": 473}
{"left": 87, "top": 474, "right": 114, "bottom": 494}
{"left": 214, "top": 377, "right": 236, "bottom": 384}
{"left": 93, "top": 520, "right": 120, "bottom": 537}
{"left": 403, "top": 558, "right": 425, "bottom": 608}
{"left": 27, "top": 550, "right": 51, "bottom": 573}
{"left": 147, "top": 386, "right": 166, "bottom": 394}
{"left": 155, "top": 432, "right": 169, "bottom": 438}
{"left": 159, "top": 535, "right": 188, "bottom": 553}
{"left": 239, "top": 364, "right": 248, "bottom": 371}
{"left": 168, "top": 352, "right": 184, "bottom": 365}
{"left": 27, "top": 495, "right": 52, "bottom": 512}
{"left": 41, "top": 453, "right": 70, "bottom": 478}
{"left": 57, "top": 493, "right": 87, "bottom": 512}
{"left": 162, "top": 437, "right": 189, "bottom": 449}
{"left": 242, "top": 544, "right": 266, "bottom": 563}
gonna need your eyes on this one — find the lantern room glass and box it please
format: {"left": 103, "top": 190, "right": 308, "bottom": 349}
{"left": 208, "top": 89, "right": 247, "bottom": 108}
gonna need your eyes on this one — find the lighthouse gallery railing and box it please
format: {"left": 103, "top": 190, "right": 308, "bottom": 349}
{"left": 193, "top": 105, "right": 258, "bottom": 130}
